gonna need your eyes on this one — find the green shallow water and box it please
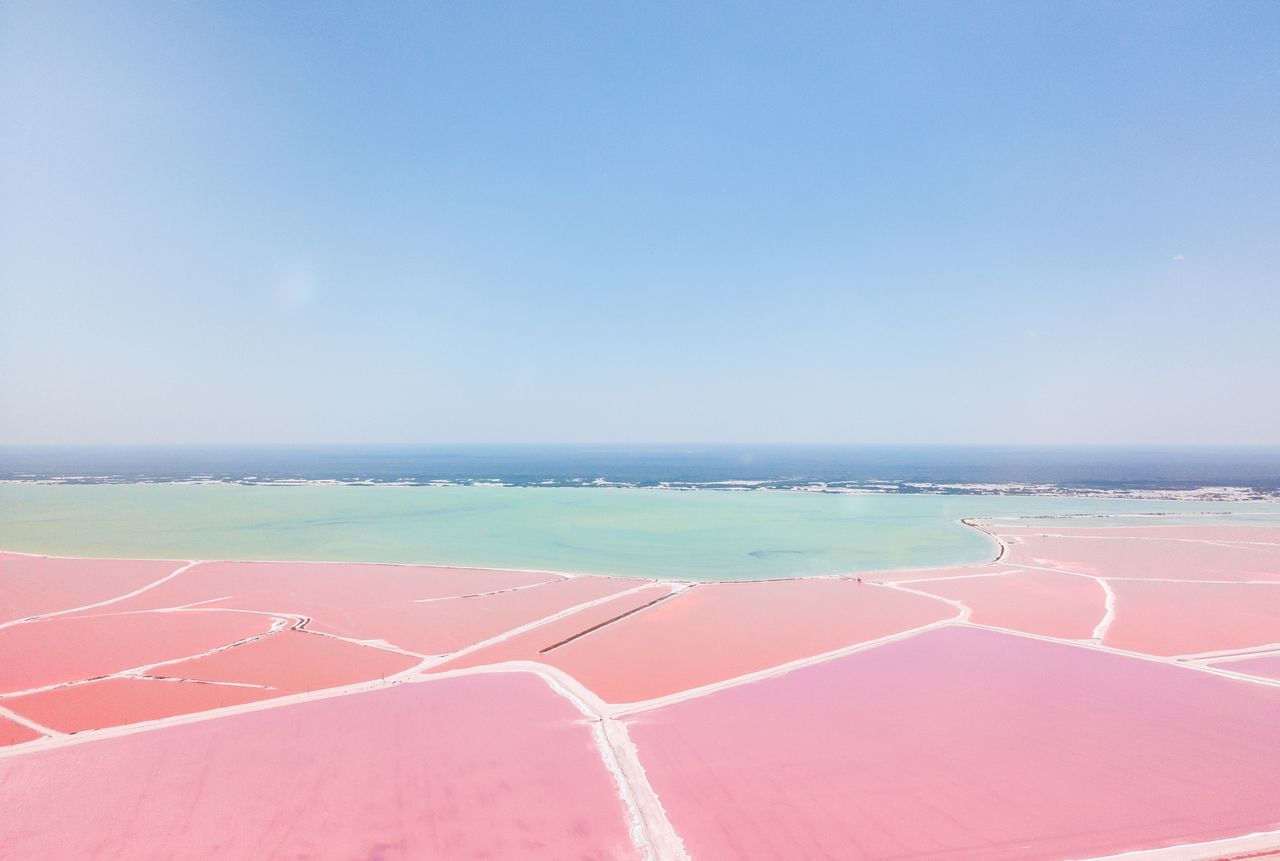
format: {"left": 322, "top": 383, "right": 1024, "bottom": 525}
{"left": 2, "top": 484, "right": 1278, "bottom": 580}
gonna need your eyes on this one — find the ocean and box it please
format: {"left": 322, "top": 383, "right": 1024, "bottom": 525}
{"left": 3, "top": 444, "right": 1280, "bottom": 495}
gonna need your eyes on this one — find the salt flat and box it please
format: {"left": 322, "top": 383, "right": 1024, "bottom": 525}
{"left": 2, "top": 518, "right": 1279, "bottom": 859}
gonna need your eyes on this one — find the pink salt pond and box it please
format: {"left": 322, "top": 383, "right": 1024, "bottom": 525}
{"left": 90, "top": 559, "right": 641, "bottom": 655}
{"left": 866, "top": 563, "right": 1005, "bottom": 583}
{"left": 1000, "top": 531, "right": 1280, "bottom": 581}
{"left": 625, "top": 626, "right": 1280, "bottom": 861}
{"left": 0, "top": 674, "right": 640, "bottom": 860}
{"left": 90, "top": 559, "right": 561, "bottom": 623}
{"left": 994, "top": 524, "right": 1280, "bottom": 544}
{"left": 0, "top": 552, "right": 183, "bottom": 624}
{"left": 1209, "top": 653, "right": 1280, "bottom": 682}
{"left": 305, "top": 573, "right": 640, "bottom": 655}
{"left": 431, "top": 583, "right": 677, "bottom": 673}
{"left": 1104, "top": 580, "right": 1280, "bottom": 656}
{"left": 904, "top": 568, "right": 1105, "bottom": 639}
{"left": 0, "top": 715, "right": 42, "bottom": 746}
{"left": 4, "top": 675, "right": 274, "bottom": 733}
{"left": 540, "top": 578, "right": 956, "bottom": 704}
{"left": 161, "top": 628, "right": 420, "bottom": 693}
{"left": 0, "top": 609, "right": 273, "bottom": 693}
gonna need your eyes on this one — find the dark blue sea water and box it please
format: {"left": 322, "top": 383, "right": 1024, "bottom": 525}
{"left": 2, "top": 445, "right": 1279, "bottom": 496}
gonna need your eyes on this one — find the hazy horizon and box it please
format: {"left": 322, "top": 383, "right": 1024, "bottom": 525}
{"left": 3, "top": 2, "right": 1278, "bottom": 446}
{"left": 5, "top": 441, "right": 1280, "bottom": 450}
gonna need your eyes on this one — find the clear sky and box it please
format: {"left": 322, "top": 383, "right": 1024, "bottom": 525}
{"left": 2, "top": 1, "right": 1277, "bottom": 445}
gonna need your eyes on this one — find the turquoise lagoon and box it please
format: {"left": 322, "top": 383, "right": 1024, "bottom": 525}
{"left": 3, "top": 483, "right": 1279, "bottom": 580}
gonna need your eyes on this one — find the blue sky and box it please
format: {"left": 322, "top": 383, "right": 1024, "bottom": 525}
{"left": 2, "top": 1, "right": 1277, "bottom": 444}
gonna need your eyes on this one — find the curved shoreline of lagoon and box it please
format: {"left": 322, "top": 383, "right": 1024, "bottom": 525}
{"left": 2, "top": 483, "right": 1279, "bottom": 581}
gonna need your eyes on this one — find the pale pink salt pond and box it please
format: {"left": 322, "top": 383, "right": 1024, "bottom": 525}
{"left": 309, "top": 573, "right": 640, "bottom": 655}
{"left": 0, "top": 552, "right": 183, "bottom": 624}
{"left": 1104, "top": 580, "right": 1280, "bottom": 656}
{"left": 0, "top": 673, "right": 640, "bottom": 860}
{"left": 994, "top": 524, "right": 1280, "bottom": 544}
{"left": 0, "top": 609, "right": 272, "bottom": 693}
{"left": 430, "top": 583, "right": 676, "bottom": 673}
{"left": 0, "top": 715, "right": 41, "bottom": 746}
{"left": 1209, "top": 653, "right": 1280, "bottom": 682}
{"left": 4, "top": 676, "right": 275, "bottom": 733}
{"left": 542, "top": 579, "right": 955, "bottom": 703}
{"left": 91, "top": 559, "right": 561, "bottom": 624}
{"left": 907, "top": 569, "right": 1105, "bottom": 639}
{"left": 161, "top": 628, "right": 420, "bottom": 693}
{"left": 87, "top": 559, "right": 641, "bottom": 655}
{"left": 1001, "top": 531, "right": 1280, "bottom": 581}
{"left": 625, "top": 626, "right": 1280, "bottom": 861}
{"left": 867, "top": 563, "right": 1009, "bottom": 583}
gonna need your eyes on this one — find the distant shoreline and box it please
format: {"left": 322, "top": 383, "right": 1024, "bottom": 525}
{"left": 2, "top": 477, "right": 1278, "bottom": 502}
